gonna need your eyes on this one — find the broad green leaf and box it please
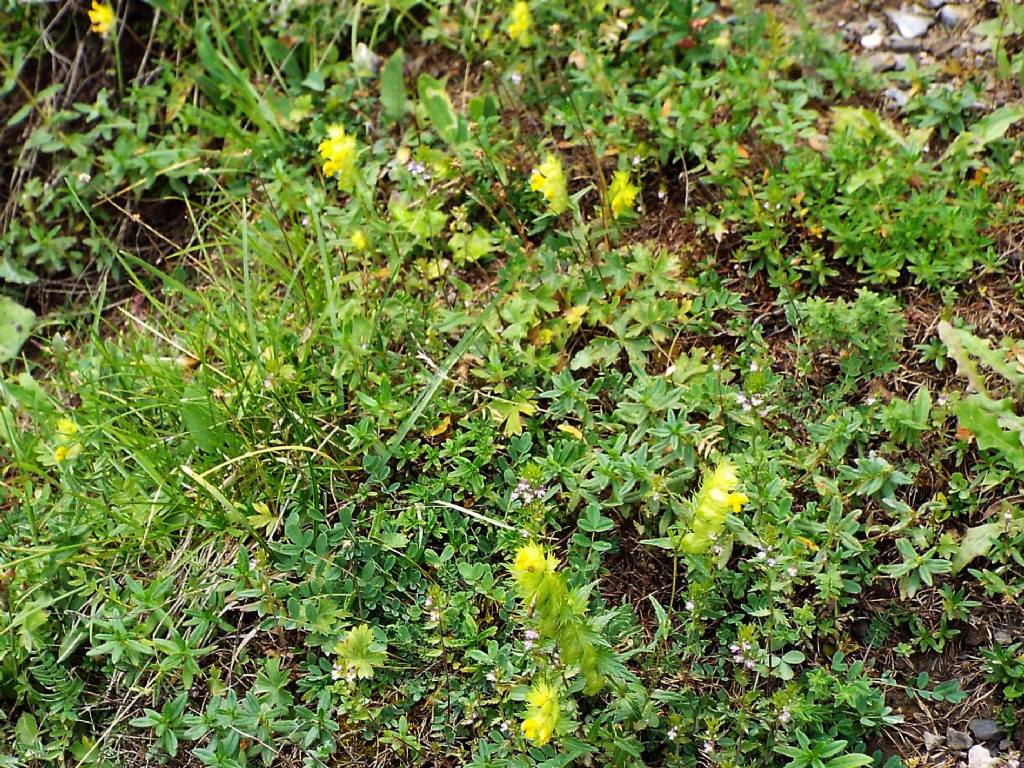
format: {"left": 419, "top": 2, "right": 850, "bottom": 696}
{"left": 952, "top": 522, "right": 1001, "bottom": 574}
{"left": 417, "top": 74, "right": 462, "bottom": 145}
{"left": 944, "top": 105, "right": 1024, "bottom": 158}
{"left": 380, "top": 50, "right": 406, "bottom": 121}
{"left": 0, "top": 296, "right": 34, "bottom": 363}
{"left": 954, "top": 395, "right": 1024, "bottom": 471}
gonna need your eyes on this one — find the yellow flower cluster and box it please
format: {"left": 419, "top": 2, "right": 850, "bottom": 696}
{"left": 88, "top": 2, "right": 115, "bottom": 38}
{"left": 319, "top": 125, "right": 359, "bottom": 192}
{"left": 677, "top": 460, "right": 748, "bottom": 554}
{"left": 529, "top": 154, "right": 569, "bottom": 215}
{"left": 521, "top": 680, "right": 560, "bottom": 746}
{"left": 608, "top": 170, "right": 639, "bottom": 218}
{"left": 53, "top": 417, "right": 83, "bottom": 464}
{"left": 507, "top": 2, "right": 533, "bottom": 46}
{"left": 510, "top": 542, "right": 558, "bottom": 597}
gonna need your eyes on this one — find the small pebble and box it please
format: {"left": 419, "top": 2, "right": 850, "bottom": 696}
{"left": 886, "top": 8, "right": 933, "bottom": 38}
{"left": 889, "top": 35, "right": 923, "bottom": 53}
{"left": 969, "top": 719, "right": 1006, "bottom": 742}
{"left": 924, "top": 731, "right": 944, "bottom": 751}
{"left": 861, "top": 30, "right": 884, "bottom": 49}
{"left": 883, "top": 87, "right": 910, "bottom": 109}
{"left": 948, "top": 728, "right": 974, "bottom": 752}
{"left": 994, "top": 630, "right": 1013, "bottom": 645}
{"left": 968, "top": 745, "right": 997, "bottom": 768}
{"left": 939, "top": 4, "right": 973, "bottom": 27}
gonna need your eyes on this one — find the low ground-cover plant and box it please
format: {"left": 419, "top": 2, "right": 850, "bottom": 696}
{"left": 2, "top": 1, "right": 1024, "bottom": 767}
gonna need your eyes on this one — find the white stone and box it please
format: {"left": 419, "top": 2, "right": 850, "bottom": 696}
{"left": 861, "top": 29, "right": 884, "bottom": 49}
{"left": 968, "top": 745, "right": 998, "bottom": 768}
{"left": 886, "top": 8, "right": 933, "bottom": 37}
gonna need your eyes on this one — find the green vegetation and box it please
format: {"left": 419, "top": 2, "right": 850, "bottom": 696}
{"left": 2, "top": 0, "right": 1024, "bottom": 766}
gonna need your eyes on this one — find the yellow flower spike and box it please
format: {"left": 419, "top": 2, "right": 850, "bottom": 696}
{"left": 507, "top": 1, "right": 533, "bottom": 46}
{"left": 521, "top": 680, "right": 560, "bottom": 746}
{"left": 512, "top": 543, "right": 555, "bottom": 578}
{"left": 678, "top": 460, "right": 745, "bottom": 555}
{"left": 529, "top": 154, "right": 569, "bottom": 215}
{"left": 88, "top": 2, "right": 116, "bottom": 38}
{"left": 607, "top": 170, "right": 639, "bottom": 218}
{"left": 318, "top": 125, "right": 359, "bottom": 191}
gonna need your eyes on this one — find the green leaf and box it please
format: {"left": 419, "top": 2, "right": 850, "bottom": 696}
{"left": 180, "top": 384, "right": 222, "bottom": 452}
{"left": 944, "top": 105, "right": 1024, "bottom": 158}
{"left": 335, "top": 624, "right": 387, "bottom": 679}
{"left": 380, "top": 50, "right": 406, "bottom": 121}
{"left": 417, "top": 74, "right": 462, "bottom": 145}
{"left": 570, "top": 338, "right": 621, "bottom": 370}
{"left": 952, "top": 522, "right": 1001, "bottom": 574}
{"left": 487, "top": 393, "right": 536, "bottom": 436}
{"left": 0, "top": 258, "right": 38, "bottom": 285}
{"left": 825, "top": 754, "right": 873, "bottom": 768}
{"left": 954, "top": 395, "right": 1024, "bottom": 471}
{"left": 0, "top": 295, "right": 34, "bottom": 363}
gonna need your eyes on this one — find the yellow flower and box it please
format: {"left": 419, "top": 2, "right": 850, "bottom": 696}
{"left": 509, "top": 542, "right": 559, "bottom": 601}
{"left": 529, "top": 154, "right": 569, "bottom": 215}
{"left": 88, "top": 2, "right": 116, "bottom": 38}
{"left": 727, "top": 492, "right": 749, "bottom": 513}
{"left": 56, "top": 417, "right": 79, "bottom": 439}
{"left": 507, "top": 2, "right": 533, "bottom": 46}
{"left": 512, "top": 543, "right": 555, "bottom": 576}
{"left": 521, "top": 680, "right": 560, "bottom": 746}
{"left": 678, "top": 460, "right": 744, "bottom": 555}
{"left": 607, "top": 170, "right": 639, "bottom": 218}
{"left": 319, "top": 125, "right": 358, "bottom": 191}
{"left": 54, "top": 443, "right": 82, "bottom": 464}
{"left": 350, "top": 230, "right": 368, "bottom": 250}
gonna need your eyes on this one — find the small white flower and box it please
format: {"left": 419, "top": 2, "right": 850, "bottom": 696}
{"left": 509, "top": 71, "right": 523, "bottom": 85}
{"left": 767, "top": 558, "right": 776, "bottom": 567}
{"left": 486, "top": 671, "right": 497, "bottom": 682}
{"left": 632, "top": 155, "right": 641, "bottom": 167}
{"left": 779, "top": 708, "right": 791, "bottom": 724}
{"left": 788, "top": 566, "right": 798, "bottom": 577}
{"left": 77, "top": 172, "right": 92, "bottom": 184}
{"left": 685, "top": 600, "right": 695, "bottom": 611}
{"left": 667, "top": 727, "right": 678, "bottom": 741}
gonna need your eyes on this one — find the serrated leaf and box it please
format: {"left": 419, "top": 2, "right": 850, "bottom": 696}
{"left": 570, "top": 338, "right": 621, "bottom": 370}
{"left": 954, "top": 395, "right": 1024, "bottom": 470}
{"left": 335, "top": 624, "right": 387, "bottom": 679}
